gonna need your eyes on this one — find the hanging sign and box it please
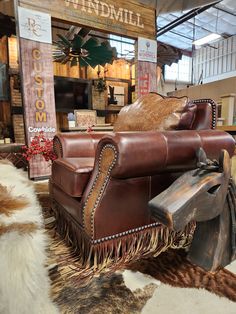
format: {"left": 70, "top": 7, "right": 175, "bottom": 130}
{"left": 138, "top": 37, "right": 157, "bottom": 63}
{"left": 18, "top": 7, "right": 56, "bottom": 178}
{"left": 18, "top": 0, "right": 156, "bottom": 39}
{"left": 18, "top": 6, "right": 52, "bottom": 43}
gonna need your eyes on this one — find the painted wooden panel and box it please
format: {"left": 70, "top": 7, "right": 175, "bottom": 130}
{"left": 19, "top": 0, "right": 156, "bottom": 39}
{"left": 19, "top": 38, "right": 57, "bottom": 178}
{"left": 136, "top": 61, "right": 157, "bottom": 98}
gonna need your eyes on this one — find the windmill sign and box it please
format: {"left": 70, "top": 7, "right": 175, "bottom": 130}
{"left": 17, "top": 6, "right": 57, "bottom": 178}
{"left": 18, "top": 0, "right": 156, "bottom": 39}
{"left": 138, "top": 37, "right": 157, "bottom": 63}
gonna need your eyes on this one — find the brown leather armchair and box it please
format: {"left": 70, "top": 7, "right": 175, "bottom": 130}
{"left": 49, "top": 98, "right": 235, "bottom": 271}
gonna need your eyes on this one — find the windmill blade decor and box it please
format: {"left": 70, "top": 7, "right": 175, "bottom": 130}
{"left": 53, "top": 30, "right": 117, "bottom": 68}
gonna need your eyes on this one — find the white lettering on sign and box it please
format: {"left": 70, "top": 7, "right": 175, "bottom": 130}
{"left": 65, "top": 0, "right": 144, "bottom": 28}
{"left": 28, "top": 126, "right": 56, "bottom": 133}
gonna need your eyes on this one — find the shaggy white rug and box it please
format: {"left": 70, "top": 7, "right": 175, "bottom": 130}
{"left": 0, "top": 161, "right": 59, "bottom": 314}
{"left": 141, "top": 259, "right": 236, "bottom": 314}
{"left": 142, "top": 284, "right": 236, "bottom": 314}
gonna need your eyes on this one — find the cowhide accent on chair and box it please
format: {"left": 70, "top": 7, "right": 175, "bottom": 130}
{"left": 49, "top": 93, "right": 235, "bottom": 272}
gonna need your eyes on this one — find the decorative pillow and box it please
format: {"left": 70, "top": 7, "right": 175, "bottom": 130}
{"left": 113, "top": 93, "right": 197, "bottom": 132}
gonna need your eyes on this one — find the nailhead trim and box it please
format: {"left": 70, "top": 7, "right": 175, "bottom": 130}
{"left": 92, "top": 222, "right": 161, "bottom": 244}
{"left": 82, "top": 144, "right": 118, "bottom": 239}
{"left": 53, "top": 137, "right": 63, "bottom": 158}
{"left": 192, "top": 98, "right": 217, "bottom": 129}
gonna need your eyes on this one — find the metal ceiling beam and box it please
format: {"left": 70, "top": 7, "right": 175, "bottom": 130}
{"left": 169, "top": 30, "right": 193, "bottom": 41}
{"left": 157, "top": 1, "right": 220, "bottom": 37}
{"left": 214, "top": 5, "right": 236, "bottom": 17}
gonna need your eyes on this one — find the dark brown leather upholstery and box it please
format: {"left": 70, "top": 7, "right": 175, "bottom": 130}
{"left": 52, "top": 157, "right": 94, "bottom": 197}
{"left": 95, "top": 130, "right": 234, "bottom": 179}
{"left": 49, "top": 97, "right": 235, "bottom": 269}
{"left": 53, "top": 132, "right": 108, "bottom": 158}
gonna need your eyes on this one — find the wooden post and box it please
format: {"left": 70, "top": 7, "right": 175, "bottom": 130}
{"left": 220, "top": 93, "right": 236, "bottom": 125}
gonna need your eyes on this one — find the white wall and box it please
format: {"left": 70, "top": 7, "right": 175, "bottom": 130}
{"left": 157, "top": 80, "right": 190, "bottom": 96}
{"left": 168, "top": 76, "right": 236, "bottom": 103}
{"left": 193, "top": 35, "right": 236, "bottom": 84}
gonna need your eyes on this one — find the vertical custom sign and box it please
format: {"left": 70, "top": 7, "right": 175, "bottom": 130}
{"left": 136, "top": 37, "right": 157, "bottom": 98}
{"left": 17, "top": 6, "right": 57, "bottom": 178}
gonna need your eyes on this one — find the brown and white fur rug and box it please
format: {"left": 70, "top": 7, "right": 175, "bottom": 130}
{"left": 0, "top": 161, "right": 58, "bottom": 314}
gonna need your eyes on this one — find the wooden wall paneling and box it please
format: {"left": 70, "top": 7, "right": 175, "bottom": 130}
{"left": 53, "top": 61, "right": 86, "bottom": 78}
{"left": 0, "top": 101, "right": 11, "bottom": 125}
{"left": 8, "top": 37, "right": 18, "bottom": 70}
{"left": 136, "top": 61, "right": 157, "bottom": 98}
{"left": 87, "top": 60, "right": 131, "bottom": 80}
{"left": 0, "top": 1, "right": 14, "bottom": 16}
{"left": 0, "top": 36, "right": 8, "bottom": 64}
{"left": 56, "top": 112, "right": 68, "bottom": 130}
{"left": 18, "top": 0, "right": 156, "bottom": 39}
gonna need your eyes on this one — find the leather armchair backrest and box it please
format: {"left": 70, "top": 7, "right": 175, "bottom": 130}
{"left": 191, "top": 99, "right": 217, "bottom": 130}
{"left": 94, "top": 130, "right": 235, "bottom": 179}
{"left": 53, "top": 132, "right": 106, "bottom": 158}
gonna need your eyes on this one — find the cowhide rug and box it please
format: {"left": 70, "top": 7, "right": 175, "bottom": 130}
{"left": 53, "top": 271, "right": 159, "bottom": 314}
{"left": 0, "top": 162, "right": 59, "bottom": 314}
{"left": 37, "top": 185, "right": 236, "bottom": 314}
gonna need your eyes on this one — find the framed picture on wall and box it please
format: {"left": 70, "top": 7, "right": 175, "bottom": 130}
{"left": 74, "top": 110, "right": 97, "bottom": 127}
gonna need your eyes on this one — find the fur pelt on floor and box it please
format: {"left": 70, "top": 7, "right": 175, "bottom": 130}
{"left": 0, "top": 160, "right": 59, "bottom": 314}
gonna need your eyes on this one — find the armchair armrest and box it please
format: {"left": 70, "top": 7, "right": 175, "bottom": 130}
{"left": 53, "top": 132, "right": 108, "bottom": 158}
{"left": 95, "top": 130, "right": 235, "bottom": 179}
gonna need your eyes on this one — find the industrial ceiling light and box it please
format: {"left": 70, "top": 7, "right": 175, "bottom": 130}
{"left": 193, "top": 33, "right": 221, "bottom": 46}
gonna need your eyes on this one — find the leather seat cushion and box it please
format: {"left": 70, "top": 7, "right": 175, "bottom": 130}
{"left": 113, "top": 93, "right": 197, "bottom": 132}
{"left": 52, "top": 157, "right": 94, "bottom": 197}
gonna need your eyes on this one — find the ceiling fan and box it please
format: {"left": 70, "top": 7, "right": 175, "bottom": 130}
{"left": 53, "top": 28, "right": 117, "bottom": 68}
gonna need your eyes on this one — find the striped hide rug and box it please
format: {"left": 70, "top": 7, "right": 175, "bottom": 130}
{"left": 0, "top": 160, "right": 59, "bottom": 314}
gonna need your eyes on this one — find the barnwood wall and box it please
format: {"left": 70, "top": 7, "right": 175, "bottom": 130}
{"left": 87, "top": 59, "right": 131, "bottom": 80}
{"left": 18, "top": 0, "right": 156, "bottom": 39}
{"left": 0, "top": 37, "right": 11, "bottom": 127}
